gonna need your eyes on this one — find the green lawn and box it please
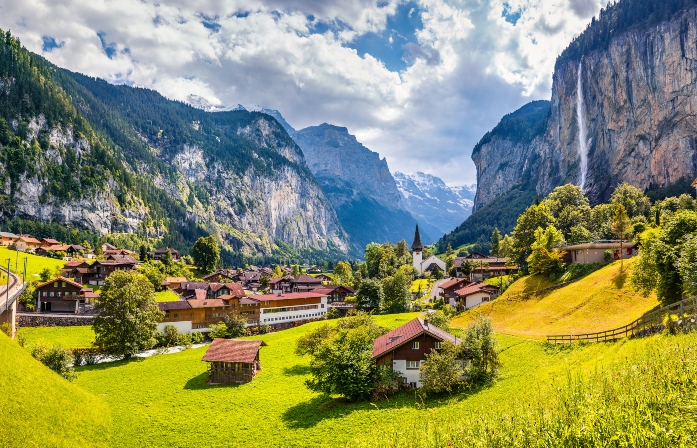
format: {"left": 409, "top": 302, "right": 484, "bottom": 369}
{"left": 155, "top": 290, "right": 181, "bottom": 302}
{"left": 0, "top": 246, "right": 66, "bottom": 281}
{"left": 0, "top": 333, "right": 110, "bottom": 447}
{"left": 410, "top": 278, "right": 431, "bottom": 295}
{"left": 19, "top": 325, "right": 96, "bottom": 348}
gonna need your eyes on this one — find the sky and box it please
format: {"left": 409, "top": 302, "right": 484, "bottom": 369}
{"left": 0, "top": 0, "right": 603, "bottom": 186}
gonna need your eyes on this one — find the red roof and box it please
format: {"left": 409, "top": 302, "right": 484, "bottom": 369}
{"left": 439, "top": 278, "right": 472, "bottom": 291}
{"left": 187, "top": 299, "right": 229, "bottom": 308}
{"left": 36, "top": 276, "right": 83, "bottom": 289}
{"left": 453, "top": 282, "right": 499, "bottom": 297}
{"left": 159, "top": 301, "right": 192, "bottom": 311}
{"left": 372, "top": 318, "right": 460, "bottom": 359}
{"left": 252, "top": 292, "right": 326, "bottom": 302}
{"left": 240, "top": 297, "right": 260, "bottom": 305}
{"left": 292, "top": 275, "right": 322, "bottom": 284}
{"left": 202, "top": 339, "right": 266, "bottom": 363}
{"left": 64, "top": 261, "right": 84, "bottom": 267}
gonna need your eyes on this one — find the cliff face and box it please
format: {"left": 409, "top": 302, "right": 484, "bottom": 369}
{"left": 473, "top": 7, "right": 697, "bottom": 209}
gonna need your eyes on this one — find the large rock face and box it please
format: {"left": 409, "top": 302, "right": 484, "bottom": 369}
{"left": 394, "top": 171, "right": 475, "bottom": 235}
{"left": 473, "top": 7, "right": 697, "bottom": 209}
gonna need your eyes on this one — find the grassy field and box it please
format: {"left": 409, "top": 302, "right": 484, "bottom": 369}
{"left": 452, "top": 259, "right": 660, "bottom": 339}
{"left": 155, "top": 290, "right": 181, "bottom": 302}
{"left": 0, "top": 333, "right": 111, "bottom": 447}
{"left": 19, "top": 325, "right": 96, "bottom": 348}
{"left": 0, "top": 246, "right": 66, "bottom": 281}
{"left": 410, "top": 278, "right": 431, "bottom": 295}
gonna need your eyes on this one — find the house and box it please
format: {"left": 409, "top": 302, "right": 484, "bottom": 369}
{"left": 451, "top": 282, "right": 500, "bottom": 309}
{"left": 103, "top": 248, "right": 137, "bottom": 257}
{"left": 438, "top": 278, "right": 474, "bottom": 301}
{"left": 13, "top": 236, "right": 42, "bottom": 252}
{"left": 101, "top": 242, "right": 117, "bottom": 252}
{"left": 239, "top": 271, "right": 262, "bottom": 291}
{"left": 62, "top": 260, "right": 89, "bottom": 277}
{"left": 70, "top": 258, "right": 137, "bottom": 285}
{"left": 41, "top": 238, "right": 60, "bottom": 246}
{"left": 36, "top": 277, "right": 83, "bottom": 313}
{"left": 0, "top": 232, "right": 18, "bottom": 246}
{"left": 411, "top": 225, "right": 446, "bottom": 275}
{"left": 161, "top": 276, "right": 188, "bottom": 290}
{"left": 256, "top": 292, "right": 329, "bottom": 330}
{"left": 315, "top": 274, "right": 333, "bottom": 283}
{"left": 104, "top": 254, "right": 137, "bottom": 263}
{"left": 150, "top": 247, "right": 180, "bottom": 261}
{"left": 158, "top": 295, "right": 241, "bottom": 333}
{"left": 290, "top": 275, "right": 323, "bottom": 292}
{"left": 269, "top": 277, "right": 293, "bottom": 294}
{"left": 456, "top": 254, "right": 517, "bottom": 281}
{"left": 202, "top": 339, "right": 266, "bottom": 384}
{"left": 238, "top": 297, "right": 261, "bottom": 327}
{"left": 372, "top": 317, "right": 461, "bottom": 388}
{"left": 202, "top": 269, "right": 236, "bottom": 283}
{"left": 175, "top": 282, "right": 245, "bottom": 300}
{"left": 560, "top": 241, "right": 638, "bottom": 264}
{"left": 36, "top": 244, "right": 85, "bottom": 257}
{"left": 311, "top": 284, "right": 355, "bottom": 303}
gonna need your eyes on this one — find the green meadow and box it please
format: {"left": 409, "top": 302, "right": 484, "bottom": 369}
{"left": 0, "top": 246, "right": 66, "bottom": 280}
{"left": 19, "top": 325, "right": 96, "bottom": 348}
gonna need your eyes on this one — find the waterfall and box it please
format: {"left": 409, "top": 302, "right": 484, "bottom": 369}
{"left": 576, "top": 60, "right": 589, "bottom": 191}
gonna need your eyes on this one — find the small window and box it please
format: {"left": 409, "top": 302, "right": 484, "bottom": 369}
{"left": 412, "top": 341, "right": 419, "bottom": 349}
{"left": 435, "top": 342, "right": 442, "bottom": 349}
{"left": 407, "top": 361, "right": 419, "bottom": 369}
{"left": 174, "top": 313, "right": 178, "bottom": 318}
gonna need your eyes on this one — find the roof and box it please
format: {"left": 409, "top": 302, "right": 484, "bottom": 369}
{"left": 311, "top": 285, "right": 355, "bottom": 295}
{"left": 186, "top": 299, "right": 229, "bottom": 308}
{"left": 253, "top": 292, "right": 326, "bottom": 302}
{"left": 454, "top": 256, "right": 508, "bottom": 267}
{"left": 19, "top": 236, "right": 41, "bottom": 244}
{"left": 105, "top": 254, "right": 137, "bottom": 263}
{"left": 454, "top": 283, "right": 499, "bottom": 297}
{"left": 0, "top": 232, "right": 18, "bottom": 239}
{"left": 202, "top": 339, "right": 266, "bottom": 363}
{"left": 372, "top": 318, "right": 459, "bottom": 359}
{"left": 162, "top": 276, "right": 188, "bottom": 284}
{"left": 240, "top": 297, "right": 260, "bottom": 305}
{"left": 102, "top": 243, "right": 117, "bottom": 250}
{"left": 42, "top": 238, "right": 60, "bottom": 244}
{"left": 155, "top": 247, "right": 179, "bottom": 254}
{"left": 412, "top": 224, "right": 423, "bottom": 251}
{"left": 179, "top": 282, "right": 209, "bottom": 290}
{"left": 63, "top": 261, "right": 85, "bottom": 267}
{"left": 83, "top": 291, "right": 100, "bottom": 299}
{"left": 158, "top": 301, "right": 191, "bottom": 311}
{"left": 292, "top": 275, "right": 322, "bottom": 284}
{"left": 439, "top": 278, "right": 471, "bottom": 291}
{"left": 36, "top": 276, "right": 83, "bottom": 289}
{"left": 209, "top": 283, "right": 245, "bottom": 296}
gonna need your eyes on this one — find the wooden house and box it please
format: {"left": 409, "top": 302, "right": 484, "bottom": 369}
{"left": 372, "top": 318, "right": 461, "bottom": 388}
{"left": 290, "top": 275, "right": 322, "bottom": 292}
{"left": 202, "top": 269, "right": 236, "bottom": 283}
{"left": 40, "top": 238, "right": 60, "bottom": 246}
{"left": 451, "top": 283, "right": 500, "bottom": 309}
{"left": 311, "top": 285, "right": 355, "bottom": 303}
{"left": 36, "top": 277, "right": 83, "bottom": 313}
{"left": 158, "top": 295, "right": 242, "bottom": 333}
{"left": 14, "top": 236, "right": 41, "bottom": 252}
{"left": 438, "top": 278, "right": 473, "bottom": 301}
{"left": 238, "top": 297, "right": 260, "bottom": 327}
{"left": 0, "top": 232, "right": 18, "bottom": 246}
{"left": 202, "top": 339, "right": 266, "bottom": 384}
{"left": 161, "top": 276, "right": 188, "bottom": 290}
{"left": 151, "top": 247, "right": 180, "bottom": 261}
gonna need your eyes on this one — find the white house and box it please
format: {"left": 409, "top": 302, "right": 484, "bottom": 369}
{"left": 411, "top": 225, "right": 447, "bottom": 275}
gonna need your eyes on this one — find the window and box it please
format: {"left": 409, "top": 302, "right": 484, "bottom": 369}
{"left": 435, "top": 342, "right": 442, "bottom": 349}
{"left": 173, "top": 313, "right": 178, "bottom": 318}
{"left": 407, "top": 361, "right": 419, "bottom": 369}
{"left": 412, "top": 341, "right": 419, "bottom": 349}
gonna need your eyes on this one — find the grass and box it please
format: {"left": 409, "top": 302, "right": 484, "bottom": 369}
{"left": 155, "top": 290, "right": 181, "bottom": 302}
{"left": 0, "top": 332, "right": 111, "bottom": 447}
{"left": 410, "top": 279, "right": 432, "bottom": 295}
{"left": 19, "top": 325, "right": 96, "bottom": 348}
{"left": 0, "top": 246, "right": 66, "bottom": 281}
{"left": 452, "top": 259, "right": 660, "bottom": 339}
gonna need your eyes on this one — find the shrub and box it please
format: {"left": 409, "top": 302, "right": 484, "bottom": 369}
{"left": 190, "top": 332, "right": 204, "bottom": 344}
{"left": 0, "top": 322, "right": 11, "bottom": 337}
{"left": 372, "top": 364, "right": 402, "bottom": 400}
{"left": 158, "top": 324, "right": 180, "bottom": 347}
{"left": 31, "top": 344, "right": 77, "bottom": 381}
{"left": 222, "top": 313, "right": 247, "bottom": 338}
{"left": 177, "top": 333, "right": 192, "bottom": 348}
{"left": 463, "top": 316, "right": 500, "bottom": 381}
{"left": 258, "top": 324, "right": 271, "bottom": 334}
{"left": 603, "top": 250, "right": 613, "bottom": 263}
{"left": 326, "top": 307, "right": 339, "bottom": 319}
{"left": 419, "top": 341, "right": 462, "bottom": 395}
{"left": 426, "top": 310, "right": 451, "bottom": 332}
{"left": 209, "top": 322, "right": 229, "bottom": 339}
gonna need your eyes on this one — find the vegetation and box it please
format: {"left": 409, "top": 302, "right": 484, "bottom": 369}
{"left": 0, "top": 333, "right": 111, "bottom": 448}
{"left": 0, "top": 246, "right": 65, "bottom": 280}
{"left": 154, "top": 290, "right": 180, "bottom": 302}
{"left": 192, "top": 235, "right": 221, "bottom": 273}
{"left": 30, "top": 343, "right": 77, "bottom": 381}
{"left": 92, "top": 271, "right": 164, "bottom": 358}
{"left": 19, "top": 326, "right": 96, "bottom": 348}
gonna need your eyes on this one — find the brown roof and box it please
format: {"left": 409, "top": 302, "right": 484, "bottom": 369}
{"left": 186, "top": 299, "right": 229, "bottom": 308}
{"left": 158, "top": 301, "right": 191, "bottom": 311}
{"left": 372, "top": 318, "right": 460, "bottom": 359}
{"left": 42, "top": 238, "right": 60, "bottom": 245}
{"left": 252, "top": 292, "right": 326, "bottom": 302}
{"left": 240, "top": 297, "right": 260, "bottom": 305}
{"left": 64, "top": 261, "right": 85, "bottom": 268}
{"left": 453, "top": 283, "right": 499, "bottom": 297}
{"left": 162, "top": 276, "right": 188, "bottom": 284}
{"left": 439, "top": 278, "right": 471, "bottom": 291}
{"left": 36, "top": 276, "right": 83, "bottom": 289}
{"left": 292, "top": 275, "right": 322, "bottom": 284}
{"left": 202, "top": 339, "right": 266, "bottom": 363}
{"left": 19, "top": 237, "right": 41, "bottom": 244}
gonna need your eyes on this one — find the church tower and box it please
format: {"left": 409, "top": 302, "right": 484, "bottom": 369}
{"left": 412, "top": 224, "right": 423, "bottom": 274}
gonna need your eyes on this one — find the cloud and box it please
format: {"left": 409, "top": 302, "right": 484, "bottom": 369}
{"left": 0, "top": 0, "right": 603, "bottom": 185}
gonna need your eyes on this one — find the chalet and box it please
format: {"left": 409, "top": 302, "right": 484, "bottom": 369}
{"left": 291, "top": 275, "right": 322, "bottom": 292}
{"left": 311, "top": 284, "right": 355, "bottom": 303}
{"left": 202, "top": 269, "right": 236, "bottom": 283}
{"left": 0, "top": 232, "right": 18, "bottom": 246}
{"left": 71, "top": 258, "right": 137, "bottom": 285}
{"left": 315, "top": 274, "right": 333, "bottom": 283}
{"left": 372, "top": 318, "right": 461, "bottom": 388}
{"left": 36, "top": 244, "right": 85, "bottom": 257}
{"left": 36, "top": 277, "right": 83, "bottom": 313}
{"left": 41, "top": 238, "right": 60, "bottom": 246}
{"left": 150, "top": 247, "right": 180, "bottom": 261}
{"left": 240, "top": 271, "right": 262, "bottom": 291}
{"left": 14, "top": 236, "right": 41, "bottom": 252}
{"left": 161, "top": 276, "right": 188, "bottom": 290}
{"left": 411, "top": 225, "right": 446, "bottom": 275}
{"left": 269, "top": 276, "right": 293, "bottom": 294}
{"left": 210, "top": 283, "right": 245, "bottom": 298}
{"left": 158, "top": 295, "right": 241, "bottom": 333}
{"left": 239, "top": 297, "right": 261, "bottom": 326}
{"left": 62, "top": 260, "right": 89, "bottom": 276}
{"left": 202, "top": 339, "right": 266, "bottom": 384}
{"left": 175, "top": 282, "right": 245, "bottom": 300}
{"left": 560, "top": 241, "right": 638, "bottom": 264}
{"left": 256, "top": 292, "right": 329, "bottom": 330}
{"left": 101, "top": 242, "right": 117, "bottom": 252}
{"left": 438, "top": 277, "right": 474, "bottom": 301}
{"left": 104, "top": 254, "right": 137, "bottom": 263}
{"left": 451, "top": 282, "right": 500, "bottom": 309}
{"left": 104, "top": 248, "right": 137, "bottom": 257}
{"left": 456, "top": 253, "right": 517, "bottom": 281}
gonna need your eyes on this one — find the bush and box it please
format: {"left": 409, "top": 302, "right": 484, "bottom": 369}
{"left": 31, "top": 344, "right": 77, "bottom": 381}
{"left": 326, "top": 307, "right": 339, "bottom": 319}
{"left": 222, "top": 313, "right": 248, "bottom": 338}
{"left": 258, "top": 324, "right": 272, "bottom": 334}
{"left": 419, "top": 341, "right": 463, "bottom": 395}
{"left": 158, "top": 324, "right": 180, "bottom": 347}
{"left": 463, "top": 316, "right": 500, "bottom": 382}
{"left": 190, "top": 332, "right": 205, "bottom": 344}
{"left": 603, "top": 250, "right": 614, "bottom": 263}
{"left": 372, "top": 364, "right": 403, "bottom": 400}
{"left": 557, "top": 262, "right": 606, "bottom": 283}
{"left": 0, "top": 322, "right": 11, "bottom": 337}
{"left": 208, "top": 322, "right": 229, "bottom": 339}
{"left": 427, "top": 310, "right": 451, "bottom": 332}
{"left": 177, "top": 333, "right": 192, "bottom": 348}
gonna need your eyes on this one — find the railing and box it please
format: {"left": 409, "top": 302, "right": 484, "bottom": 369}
{"left": 547, "top": 295, "right": 697, "bottom": 344}
{"left": 0, "top": 266, "right": 21, "bottom": 312}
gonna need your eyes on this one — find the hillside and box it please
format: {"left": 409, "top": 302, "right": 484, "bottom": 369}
{"left": 451, "top": 259, "right": 660, "bottom": 339}
{"left": 0, "top": 31, "right": 347, "bottom": 264}
{"left": 0, "top": 333, "right": 110, "bottom": 447}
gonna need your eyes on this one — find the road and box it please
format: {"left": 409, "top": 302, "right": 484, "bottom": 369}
{"left": 0, "top": 267, "right": 26, "bottom": 339}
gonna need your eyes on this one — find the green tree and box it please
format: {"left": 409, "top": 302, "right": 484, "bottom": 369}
{"left": 223, "top": 313, "right": 248, "bottom": 338}
{"left": 296, "top": 324, "right": 333, "bottom": 356}
{"left": 158, "top": 324, "right": 180, "bottom": 348}
{"left": 542, "top": 184, "right": 591, "bottom": 241}
{"left": 511, "top": 202, "right": 555, "bottom": 269}
{"left": 589, "top": 203, "right": 616, "bottom": 240}
{"left": 612, "top": 204, "right": 632, "bottom": 271}
{"left": 463, "top": 316, "right": 500, "bottom": 381}
{"left": 139, "top": 244, "right": 148, "bottom": 262}
{"left": 499, "top": 234, "right": 513, "bottom": 260}
{"left": 191, "top": 236, "right": 221, "bottom": 273}
{"left": 490, "top": 228, "right": 500, "bottom": 256}
{"left": 381, "top": 269, "right": 410, "bottom": 313}
{"left": 160, "top": 248, "right": 173, "bottom": 267}
{"left": 356, "top": 278, "right": 384, "bottom": 311}
{"left": 137, "top": 261, "right": 167, "bottom": 290}
{"left": 419, "top": 341, "right": 462, "bottom": 395}
{"left": 260, "top": 274, "right": 270, "bottom": 289}
{"left": 427, "top": 310, "right": 451, "bottom": 332}
{"left": 526, "top": 226, "right": 565, "bottom": 276}
{"left": 273, "top": 265, "right": 283, "bottom": 278}
{"left": 291, "top": 264, "right": 301, "bottom": 277}
{"left": 676, "top": 234, "right": 697, "bottom": 297}
{"left": 334, "top": 261, "right": 353, "bottom": 285}
{"left": 39, "top": 267, "right": 52, "bottom": 282}
{"left": 208, "top": 322, "right": 229, "bottom": 339}
{"left": 611, "top": 182, "right": 651, "bottom": 219}
{"left": 92, "top": 270, "right": 164, "bottom": 358}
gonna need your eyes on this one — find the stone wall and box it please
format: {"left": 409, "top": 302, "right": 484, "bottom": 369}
{"left": 17, "top": 314, "right": 95, "bottom": 327}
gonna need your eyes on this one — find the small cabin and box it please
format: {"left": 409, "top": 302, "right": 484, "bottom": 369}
{"left": 202, "top": 339, "right": 266, "bottom": 384}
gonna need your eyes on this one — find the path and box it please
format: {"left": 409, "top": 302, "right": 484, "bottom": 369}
{"left": 427, "top": 277, "right": 451, "bottom": 301}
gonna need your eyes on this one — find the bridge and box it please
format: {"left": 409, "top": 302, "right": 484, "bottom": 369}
{"left": 0, "top": 266, "right": 26, "bottom": 339}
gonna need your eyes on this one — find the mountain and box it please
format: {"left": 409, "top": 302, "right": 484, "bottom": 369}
{"left": 0, "top": 31, "right": 348, "bottom": 263}
{"left": 393, "top": 172, "right": 475, "bottom": 235}
{"left": 263, "top": 109, "right": 433, "bottom": 250}
{"left": 439, "top": 0, "right": 697, "bottom": 251}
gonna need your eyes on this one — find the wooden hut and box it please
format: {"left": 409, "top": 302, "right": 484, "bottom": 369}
{"left": 202, "top": 339, "right": 266, "bottom": 384}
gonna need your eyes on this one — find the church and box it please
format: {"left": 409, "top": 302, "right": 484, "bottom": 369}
{"left": 411, "top": 225, "right": 447, "bottom": 275}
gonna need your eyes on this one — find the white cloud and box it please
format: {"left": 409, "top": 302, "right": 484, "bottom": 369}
{"left": 0, "top": 0, "right": 603, "bottom": 185}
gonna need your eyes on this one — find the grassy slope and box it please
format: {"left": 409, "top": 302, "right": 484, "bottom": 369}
{"left": 0, "top": 246, "right": 66, "bottom": 280}
{"left": 452, "top": 259, "right": 660, "bottom": 339}
{"left": 20, "top": 325, "right": 96, "bottom": 348}
{"left": 72, "top": 310, "right": 696, "bottom": 447}
{"left": 154, "top": 290, "right": 180, "bottom": 302}
{"left": 0, "top": 333, "right": 110, "bottom": 448}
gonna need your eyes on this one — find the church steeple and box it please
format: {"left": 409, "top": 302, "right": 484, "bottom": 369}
{"left": 411, "top": 224, "right": 423, "bottom": 252}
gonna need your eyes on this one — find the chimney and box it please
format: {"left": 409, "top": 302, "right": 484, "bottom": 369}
{"left": 424, "top": 317, "right": 429, "bottom": 327}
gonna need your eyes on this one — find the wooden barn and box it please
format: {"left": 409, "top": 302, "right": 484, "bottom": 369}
{"left": 202, "top": 339, "right": 266, "bottom": 384}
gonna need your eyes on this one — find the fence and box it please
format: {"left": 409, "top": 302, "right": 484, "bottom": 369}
{"left": 547, "top": 295, "right": 697, "bottom": 344}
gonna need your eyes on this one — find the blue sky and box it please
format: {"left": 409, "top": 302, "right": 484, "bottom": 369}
{"left": 0, "top": 0, "right": 604, "bottom": 185}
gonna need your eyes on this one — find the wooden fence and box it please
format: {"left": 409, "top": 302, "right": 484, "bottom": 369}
{"left": 547, "top": 295, "right": 697, "bottom": 344}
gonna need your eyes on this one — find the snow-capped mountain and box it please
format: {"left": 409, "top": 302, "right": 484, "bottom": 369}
{"left": 394, "top": 171, "right": 476, "bottom": 236}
